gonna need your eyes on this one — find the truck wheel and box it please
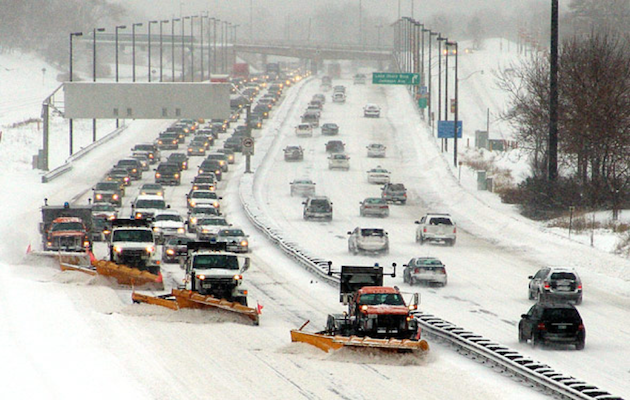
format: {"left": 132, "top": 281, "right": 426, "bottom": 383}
{"left": 449, "top": 239, "right": 456, "bottom": 246}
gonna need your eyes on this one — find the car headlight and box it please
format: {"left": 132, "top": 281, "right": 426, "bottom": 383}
{"left": 165, "top": 249, "right": 175, "bottom": 255}
{"left": 213, "top": 201, "right": 220, "bottom": 208}
{"left": 240, "top": 240, "right": 248, "bottom": 247}
{"left": 174, "top": 173, "right": 180, "bottom": 178}
{"left": 189, "top": 200, "right": 196, "bottom": 207}
{"left": 95, "top": 194, "right": 103, "bottom": 200}
{"left": 112, "top": 194, "right": 119, "bottom": 200}
{"left": 153, "top": 227, "right": 161, "bottom": 232}
{"left": 177, "top": 227, "right": 185, "bottom": 234}
{"left": 155, "top": 173, "right": 162, "bottom": 178}
{"left": 191, "top": 217, "right": 198, "bottom": 224}
{"left": 135, "top": 212, "right": 143, "bottom": 219}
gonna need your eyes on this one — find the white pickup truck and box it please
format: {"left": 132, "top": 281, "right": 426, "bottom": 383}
{"left": 415, "top": 213, "right": 457, "bottom": 246}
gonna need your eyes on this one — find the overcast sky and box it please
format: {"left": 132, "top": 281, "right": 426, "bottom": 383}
{"left": 114, "top": 0, "right": 574, "bottom": 43}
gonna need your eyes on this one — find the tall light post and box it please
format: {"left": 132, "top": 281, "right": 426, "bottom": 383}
{"left": 359, "top": 0, "right": 363, "bottom": 46}
{"left": 437, "top": 35, "right": 446, "bottom": 148}
{"left": 200, "top": 14, "right": 206, "bottom": 81}
{"left": 172, "top": 18, "right": 180, "bottom": 82}
{"left": 132, "top": 22, "right": 143, "bottom": 82}
{"left": 428, "top": 31, "right": 438, "bottom": 126}
{"left": 159, "top": 20, "right": 169, "bottom": 82}
{"left": 250, "top": 0, "right": 254, "bottom": 42}
{"left": 92, "top": 27, "right": 105, "bottom": 142}
{"left": 115, "top": 25, "right": 126, "bottom": 128}
{"left": 222, "top": 21, "right": 228, "bottom": 74}
{"left": 148, "top": 20, "right": 157, "bottom": 82}
{"left": 182, "top": 16, "right": 190, "bottom": 81}
{"left": 69, "top": 31, "right": 82, "bottom": 156}
{"left": 549, "top": 0, "right": 559, "bottom": 182}
{"left": 447, "top": 41, "right": 459, "bottom": 166}
{"left": 190, "top": 15, "right": 198, "bottom": 81}
{"left": 212, "top": 19, "right": 219, "bottom": 75}
{"left": 375, "top": 24, "right": 383, "bottom": 47}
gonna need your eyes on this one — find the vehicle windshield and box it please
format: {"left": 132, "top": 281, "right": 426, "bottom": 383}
{"left": 359, "top": 293, "right": 404, "bottom": 306}
{"left": 112, "top": 230, "right": 153, "bottom": 242}
{"left": 309, "top": 199, "right": 331, "bottom": 211}
{"left": 192, "top": 192, "right": 217, "bottom": 199}
{"left": 364, "top": 198, "right": 385, "bottom": 205}
{"left": 92, "top": 204, "right": 114, "bottom": 212}
{"left": 52, "top": 222, "right": 84, "bottom": 231}
{"left": 360, "top": 229, "right": 385, "bottom": 237}
{"left": 430, "top": 217, "right": 452, "bottom": 225}
{"left": 413, "top": 258, "right": 443, "bottom": 266}
{"left": 219, "top": 229, "right": 244, "bottom": 237}
{"left": 135, "top": 200, "right": 166, "bottom": 209}
{"left": 294, "top": 180, "right": 313, "bottom": 185}
{"left": 155, "top": 214, "right": 181, "bottom": 222}
{"left": 166, "top": 237, "right": 192, "bottom": 246}
{"left": 198, "top": 218, "right": 227, "bottom": 225}
{"left": 142, "top": 184, "right": 162, "bottom": 191}
{"left": 193, "top": 254, "right": 240, "bottom": 270}
{"left": 541, "top": 308, "right": 581, "bottom": 321}
{"left": 96, "top": 182, "right": 119, "bottom": 191}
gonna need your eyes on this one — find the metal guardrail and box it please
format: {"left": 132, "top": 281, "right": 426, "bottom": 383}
{"left": 41, "top": 124, "right": 128, "bottom": 183}
{"left": 237, "top": 76, "right": 624, "bottom": 400}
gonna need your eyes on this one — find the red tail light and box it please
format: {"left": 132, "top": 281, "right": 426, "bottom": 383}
{"left": 414, "top": 268, "right": 420, "bottom": 273}
{"left": 578, "top": 324, "right": 584, "bottom": 330}
{"left": 453, "top": 227, "right": 457, "bottom": 233}
{"left": 423, "top": 227, "right": 427, "bottom": 233}
{"left": 537, "top": 323, "right": 546, "bottom": 331}
{"left": 577, "top": 284, "right": 582, "bottom": 290}
{"left": 543, "top": 282, "right": 550, "bottom": 290}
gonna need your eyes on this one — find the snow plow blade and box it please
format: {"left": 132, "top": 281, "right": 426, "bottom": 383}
{"left": 57, "top": 256, "right": 163, "bottom": 290}
{"left": 131, "top": 289, "right": 260, "bottom": 325}
{"left": 290, "top": 329, "right": 429, "bottom": 353}
{"left": 92, "top": 260, "right": 163, "bottom": 290}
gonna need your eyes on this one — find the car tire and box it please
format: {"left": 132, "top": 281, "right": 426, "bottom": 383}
{"left": 518, "top": 328, "right": 526, "bottom": 344}
{"left": 531, "top": 333, "right": 540, "bottom": 348}
{"left": 448, "top": 239, "right": 456, "bottom": 246}
{"left": 528, "top": 289, "right": 535, "bottom": 300}
{"left": 575, "top": 295, "right": 583, "bottom": 305}
{"left": 419, "top": 236, "right": 425, "bottom": 245}
{"left": 576, "top": 336, "right": 585, "bottom": 350}
{"left": 537, "top": 291, "right": 544, "bottom": 303}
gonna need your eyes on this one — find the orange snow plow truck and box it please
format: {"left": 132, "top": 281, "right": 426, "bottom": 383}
{"left": 291, "top": 264, "right": 429, "bottom": 353}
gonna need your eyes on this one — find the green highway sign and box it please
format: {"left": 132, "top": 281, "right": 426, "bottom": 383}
{"left": 372, "top": 72, "right": 420, "bottom": 85}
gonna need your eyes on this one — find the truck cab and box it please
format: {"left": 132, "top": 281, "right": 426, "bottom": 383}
{"left": 108, "top": 218, "right": 160, "bottom": 274}
{"left": 184, "top": 242, "right": 250, "bottom": 305}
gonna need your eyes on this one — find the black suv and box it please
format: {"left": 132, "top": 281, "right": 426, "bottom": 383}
{"left": 154, "top": 162, "right": 181, "bottom": 186}
{"left": 518, "top": 302, "right": 585, "bottom": 350}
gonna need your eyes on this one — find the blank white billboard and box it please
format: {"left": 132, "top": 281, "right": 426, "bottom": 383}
{"left": 64, "top": 82, "right": 231, "bottom": 119}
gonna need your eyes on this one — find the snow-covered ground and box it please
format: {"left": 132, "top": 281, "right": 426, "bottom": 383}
{"left": 0, "top": 39, "right": 628, "bottom": 399}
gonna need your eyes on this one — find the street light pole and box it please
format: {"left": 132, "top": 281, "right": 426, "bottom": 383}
{"left": 69, "top": 31, "right": 82, "bottom": 156}
{"left": 213, "top": 19, "right": 218, "bottom": 75}
{"left": 172, "top": 18, "right": 180, "bottom": 82}
{"left": 250, "top": 0, "right": 254, "bottom": 42}
{"left": 190, "top": 15, "right": 198, "bottom": 81}
{"left": 437, "top": 35, "right": 446, "bottom": 148}
{"left": 115, "top": 25, "right": 126, "bottom": 128}
{"left": 428, "top": 31, "right": 438, "bottom": 126}
{"left": 148, "top": 20, "right": 157, "bottom": 82}
{"left": 448, "top": 41, "right": 459, "bottom": 166}
{"left": 92, "top": 28, "right": 104, "bottom": 142}
{"left": 200, "top": 15, "right": 206, "bottom": 81}
{"left": 159, "top": 20, "right": 169, "bottom": 82}
{"left": 359, "top": 0, "right": 363, "bottom": 46}
{"left": 182, "top": 16, "right": 190, "bottom": 82}
{"left": 132, "top": 22, "right": 143, "bottom": 82}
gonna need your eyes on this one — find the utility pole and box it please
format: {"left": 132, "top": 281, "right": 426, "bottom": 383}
{"left": 549, "top": 0, "right": 559, "bottom": 181}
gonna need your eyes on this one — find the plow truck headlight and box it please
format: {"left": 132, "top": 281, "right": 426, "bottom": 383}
{"left": 145, "top": 245, "right": 155, "bottom": 253}
{"left": 114, "top": 246, "right": 123, "bottom": 253}
{"left": 198, "top": 274, "right": 205, "bottom": 280}
{"left": 408, "top": 304, "right": 417, "bottom": 311}
{"left": 361, "top": 305, "right": 368, "bottom": 312}
{"left": 233, "top": 274, "right": 242, "bottom": 281}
